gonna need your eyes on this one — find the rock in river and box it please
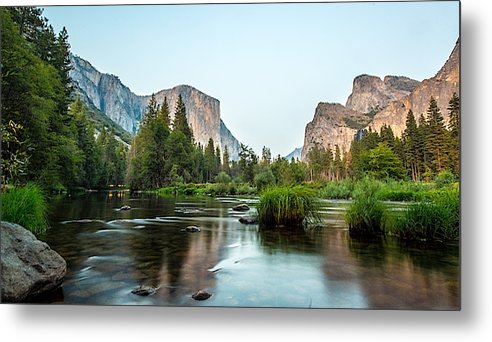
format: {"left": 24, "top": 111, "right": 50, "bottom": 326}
{"left": 119, "top": 205, "right": 131, "bottom": 211}
{"left": 131, "top": 285, "right": 157, "bottom": 296}
{"left": 239, "top": 216, "right": 258, "bottom": 224}
{"left": 1, "top": 221, "right": 67, "bottom": 303}
{"left": 232, "top": 203, "right": 250, "bottom": 211}
{"left": 181, "top": 226, "right": 201, "bottom": 233}
{"left": 192, "top": 289, "right": 212, "bottom": 301}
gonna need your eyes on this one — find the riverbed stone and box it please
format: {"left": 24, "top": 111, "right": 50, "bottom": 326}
{"left": 119, "top": 205, "right": 131, "bottom": 211}
{"left": 131, "top": 285, "right": 157, "bottom": 296}
{"left": 1, "top": 221, "right": 67, "bottom": 303}
{"left": 192, "top": 289, "right": 212, "bottom": 301}
{"left": 239, "top": 216, "right": 258, "bottom": 224}
{"left": 181, "top": 225, "right": 201, "bottom": 233}
{"left": 232, "top": 203, "right": 250, "bottom": 211}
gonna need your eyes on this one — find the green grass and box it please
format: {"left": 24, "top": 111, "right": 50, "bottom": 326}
{"left": 345, "top": 178, "right": 385, "bottom": 237}
{"left": 389, "top": 188, "right": 459, "bottom": 242}
{"left": 157, "top": 182, "right": 257, "bottom": 197}
{"left": 318, "top": 179, "right": 355, "bottom": 199}
{"left": 257, "top": 186, "right": 321, "bottom": 227}
{"left": 1, "top": 184, "right": 49, "bottom": 235}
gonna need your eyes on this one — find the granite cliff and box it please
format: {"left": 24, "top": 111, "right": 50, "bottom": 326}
{"left": 70, "top": 55, "right": 241, "bottom": 159}
{"left": 301, "top": 39, "right": 459, "bottom": 161}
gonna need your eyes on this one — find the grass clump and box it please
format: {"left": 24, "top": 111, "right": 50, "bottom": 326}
{"left": 345, "top": 178, "right": 385, "bottom": 237}
{"left": 318, "top": 179, "right": 355, "bottom": 199}
{"left": 1, "top": 184, "right": 49, "bottom": 235}
{"left": 257, "top": 186, "right": 320, "bottom": 227}
{"left": 390, "top": 188, "right": 459, "bottom": 242}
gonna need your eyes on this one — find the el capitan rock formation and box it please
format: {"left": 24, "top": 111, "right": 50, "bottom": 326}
{"left": 70, "top": 55, "right": 242, "bottom": 159}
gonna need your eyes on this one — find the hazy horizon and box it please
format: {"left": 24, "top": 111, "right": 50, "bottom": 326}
{"left": 42, "top": 1, "right": 459, "bottom": 157}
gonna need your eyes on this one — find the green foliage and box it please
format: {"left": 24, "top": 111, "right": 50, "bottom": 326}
{"left": 1, "top": 184, "right": 48, "bottom": 235}
{"left": 257, "top": 186, "right": 320, "bottom": 227}
{"left": 345, "top": 178, "right": 385, "bottom": 237}
{"left": 215, "top": 171, "right": 231, "bottom": 184}
{"left": 318, "top": 179, "right": 355, "bottom": 199}
{"left": 238, "top": 144, "right": 258, "bottom": 184}
{"left": 359, "top": 143, "right": 406, "bottom": 180}
{"left": 434, "top": 170, "right": 456, "bottom": 188}
{"left": 254, "top": 168, "right": 276, "bottom": 191}
{"left": 1, "top": 120, "right": 30, "bottom": 185}
{"left": 390, "top": 188, "right": 459, "bottom": 241}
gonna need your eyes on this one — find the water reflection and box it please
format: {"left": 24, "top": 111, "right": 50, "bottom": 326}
{"left": 37, "top": 193, "right": 459, "bottom": 309}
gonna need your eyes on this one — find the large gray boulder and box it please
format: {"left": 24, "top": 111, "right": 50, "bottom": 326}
{"left": 1, "top": 221, "right": 66, "bottom": 303}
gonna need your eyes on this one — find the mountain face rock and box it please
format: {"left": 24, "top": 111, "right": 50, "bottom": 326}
{"left": 301, "top": 39, "right": 459, "bottom": 161}
{"left": 70, "top": 55, "right": 241, "bottom": 159}
{"left": 285, "top": 147, "right": 303, "bottom": 161}
{"left": 345, "top": 74, "right": 420, "bottom": 114}
{"left": 368, "top": 39, "right": 460, "bottom": 136}
{"left": 301, "top": 103, "right": 371, "bottom": 161}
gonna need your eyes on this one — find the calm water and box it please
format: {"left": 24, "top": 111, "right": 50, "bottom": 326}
{"left": 37, "top": 192, "right": 459, "bottom": 309}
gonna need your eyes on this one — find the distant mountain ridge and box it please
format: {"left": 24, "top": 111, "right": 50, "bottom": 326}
{"left": 69, "top": 54, "right": 242, "bottom": 159}
{"left": 301, "top": 39, "right": 460, "bottom": 161}
{"left": 285, "top": 147, "right": 302, "bottom": 161}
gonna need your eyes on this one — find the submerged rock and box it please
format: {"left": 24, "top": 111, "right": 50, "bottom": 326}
{"left": 192, "top": 289, "right": 212, "bottom": 301}
{"left": 119, "top": 205, "right": 131, "bottom": 211}
{"left": 181, "top": 226, "right": 201, "bottom": 233}
{"left": 1, "top": 221, "right": 67, "bottom": 303}
{"left": 232, "top": 203, "right": 250, "bottom": 211}
{"left": 131, "top": 285, "right": 157, "bottom": 296}
{"left": 239, "top": 216, "right": 258, "bottom": 224}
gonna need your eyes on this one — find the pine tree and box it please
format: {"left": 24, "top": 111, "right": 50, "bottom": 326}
{"left": 334, "top": 145, "right": 343, "bottom": 181}
{"left": 426, "top": 97, "right": 448, "bottom": 173}
{"left": 222, "top": 146, "right": 231, "bottom": 176}
{"left": 403, "top": 110, "right": 419, "bottom": 181}
{"left": 261, "top": 146, "right": 272, "bottom": 165}
{"left": 447, "top": 93, "right": 460, "bottom": 176}
{"left": 158, "top": 97, "right": 171, "bottom": 128}
{"left": 204, "top": 138, "right": 216, "bottom": 182}
{"left": 172, "top": 94, "right": 193, "bottom": 140}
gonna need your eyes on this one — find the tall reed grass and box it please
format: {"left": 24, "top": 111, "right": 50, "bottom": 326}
{"left": 1, "top": 184, "right": 49, "bottom": 235}
{"left": 345, "top": 178, "right": 385, "bottom": 237}
{"left": 390, "top": 188, "right": 459, "bottom": 241}
{"left": 257, "top": 186, "right": 320, "bottom": 226}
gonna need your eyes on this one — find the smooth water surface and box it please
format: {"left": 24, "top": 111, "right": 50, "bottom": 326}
{"left": 38, "top": 192, "right": 459, "bottom": 309}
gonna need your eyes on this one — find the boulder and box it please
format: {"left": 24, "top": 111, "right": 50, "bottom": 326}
{"left": 1, "top": 221, "right": 67, "bottom": 303}
{"left": 232, "top": 203, "right": 250, "bottom": 211}
{"left": 119, "top": 205, "right": 131, "bottom": 211}
{"left": 181, "top": 226, "right": 201, "bottom": 233}
{"left": 131, "top": 285, "right": 157, "bottom": 296}
{"left": 192, "top": 289, "right": 212, "bottom": 301}
{"left": 239, "top": 216, "right": 258, "bottom": 224}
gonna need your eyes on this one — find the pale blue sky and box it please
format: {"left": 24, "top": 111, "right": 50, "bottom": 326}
{"left": 43, "top": 1, "right": 459, "bottom": 157}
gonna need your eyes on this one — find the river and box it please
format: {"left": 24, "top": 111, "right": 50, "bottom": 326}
{"left": 37, "top": 191, "right": 459, "bottom": 309}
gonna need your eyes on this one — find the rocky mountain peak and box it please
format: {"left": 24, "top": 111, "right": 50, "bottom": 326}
{"left": 346, "top": 74, "right": 420, "bottom": 114}
{"left": 301, "top": 39, "right": 459, "bottom": 162}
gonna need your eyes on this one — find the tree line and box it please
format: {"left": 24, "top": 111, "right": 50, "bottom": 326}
{"left": 306, "top": 94, "right": 460, "bottom": 182}
{"left": 1, "top": 7, "right": 127, "bottom": 191}
{"left": 1, "top": 7, "right": 460, "bottom": 193}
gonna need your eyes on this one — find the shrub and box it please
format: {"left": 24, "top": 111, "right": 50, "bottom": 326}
{"left": 345, "top": 178, "right": 385, "bottom": 237}
{"left": 1, "top": 184, "right": 48, "bottom": 235}
{"left": 318, "top": 179, "right": 355, "bottom": 199}
{"left": 254, "top": 169, "right": 276, "bottom": 191}
{"left": 434, "top": 170, "right": 456, "bottom": 188}
{"left": 257, "top": 186, "right": 320, "bottom": 226}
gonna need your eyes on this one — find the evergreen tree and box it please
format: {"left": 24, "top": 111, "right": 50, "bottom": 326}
{"left": 403, "top": 110, "right": 419, "bottom": 181}
{"left": 204, "top": 138, "right": 216, "bottom": 182}
{"left": 238, "top": 144, "right": 258, "bottom": 184}
{"left": 222, "top": 145, "right": 231, "bottom": 175}
{"left": 261, "top": 146, "right": 272, "bottom": 165}
{"left": 334, "top": 145, "right": 343, "bottom": 181}
{"left": 447, "top": 93, "right": 460, "bottom": 176}
{"left": 158, "top": 97, "right": 171, "bottom": 128}
{"left": 426, "top": 97, "right": 448, "bottom": 173}
{"left": 172, "top": 94, "right": 193, "bottom": 140}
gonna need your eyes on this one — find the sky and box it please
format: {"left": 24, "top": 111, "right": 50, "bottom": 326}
{"left": 40, "top": 1, "right": 460, "bottom": 157}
